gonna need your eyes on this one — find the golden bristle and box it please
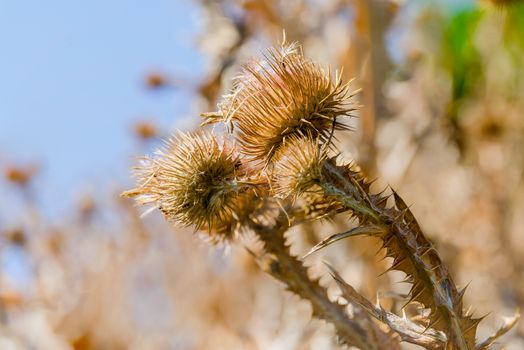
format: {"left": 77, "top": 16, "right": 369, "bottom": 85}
{"left": 272, "top": 136, "right": 326, "bottom": 200}
{"left": 214, "top": 43, "right": 357, "bottom": 164}
{"left": 123, "top": 131, "right": 251, "bottom": 240}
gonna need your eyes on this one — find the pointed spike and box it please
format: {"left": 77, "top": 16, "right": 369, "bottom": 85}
{"left": 375, "top": 194, "right": 391, "bottom": 208}
{"left": 393, "top": 208, "right": 410, "bottom": 222}
{"left": 461, "top": 315, "right": 485, "bottom": 335}
{"left": 403, "top": 282, "right": 429, "bottom": 309}
{"left": 392, "top": 189, "right": 417, "bottom": 223}
{"left": 458, "top": 282, "right": 471, "bottom": 300}
{"left": 411, "top": 288, "right": 427, "bottom": 306}
{"left": 382, "top": 234, "right": 396, "bottom": 250}
{"left": 392, "top": 189, "right": 408, "bottom": 210}
{"left": 375, "top": 186, "right": 389, "bottom": 197}
{"left": 391, "top": 256, "right": 409, "bottom": 270}
{"left": 378, "top": 256, "right": 408, "bottom": 277}
{"left": 367, "top": 178, "right": 378, "bottom": 186}
{"left": 424, "top": 314, "right": 444, "bottom": 334}
{"left": 361, "top": 181, "right": 371, "bottom": 192}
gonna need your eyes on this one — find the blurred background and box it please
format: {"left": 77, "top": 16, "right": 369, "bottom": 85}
{"left": 0, "top": 0, "right": 523, "bottom": 349}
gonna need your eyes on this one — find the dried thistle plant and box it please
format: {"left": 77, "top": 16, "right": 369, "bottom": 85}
{"left": 203, "top": 43, "right": 358, "bottom": 165}
{"left": 124, "top": 42, "right": 518, "bottom": 349}
{"left": 123, "top": 132, "right": 258, "bottom": 241}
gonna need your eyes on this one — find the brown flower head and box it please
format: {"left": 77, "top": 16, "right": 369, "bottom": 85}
{"left": 123, "top": 132, "right": 252, "bottom": 240}
{"left": 209, "top": 43, "right": 357, "bottom": 165}
{"left": 272, "top": 136, "right": 326, "bottom": 200}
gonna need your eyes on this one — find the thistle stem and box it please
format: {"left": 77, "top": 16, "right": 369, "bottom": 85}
{"left": 319, "top": 160, "right": 472, "bottom": 350}
{"left": 248, "top": 218, "right": 381, "bottom": 350}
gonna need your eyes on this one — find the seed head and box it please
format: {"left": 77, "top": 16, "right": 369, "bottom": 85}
{"left": 211, "top": 43, "right": 357, "bottom": 164}
{"left": 272, "top": 136, "right": 326, "bottom": 200}
{"left": 123, "top": 132, "right": 251, "bottom": 240}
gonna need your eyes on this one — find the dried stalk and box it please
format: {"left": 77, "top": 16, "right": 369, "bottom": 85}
{"left": 248, "top": 215, "right": 380, "bottom": 349}
{"left": 315, "top": 159, "right": 480, "bottom": 349}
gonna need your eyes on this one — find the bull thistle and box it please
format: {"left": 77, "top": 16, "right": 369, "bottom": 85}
{"left": 124, "top": 42, "right": 518, "bottom": 349}
{"left": 203, "top": 42, "right": 358, "bottom": 165}
{"left": 122, "top": 132, "right": 256, "bottom": 240}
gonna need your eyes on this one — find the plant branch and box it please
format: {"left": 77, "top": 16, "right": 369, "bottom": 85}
{"left": 317, "top": 159, "right": 479, "bottom": 349}
{"left": 247, "top": 212, "right": 392, "bottom": 350}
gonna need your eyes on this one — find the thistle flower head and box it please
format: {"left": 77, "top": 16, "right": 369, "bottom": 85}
{"left": 123, "top": 132, "right": 251, "bottom": 240}
{"left": 272, "top": 136, "right": 327, "bottom": 200}
{"left": 210, "top": 43, "right": 357, "bottom": 164}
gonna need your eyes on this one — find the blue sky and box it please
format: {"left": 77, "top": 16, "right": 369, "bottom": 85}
{"left": 0, "top": 0, "right": 478, "bottom": 224}
{"left": 0, "top": 0, "right": 203, "bottom": 221}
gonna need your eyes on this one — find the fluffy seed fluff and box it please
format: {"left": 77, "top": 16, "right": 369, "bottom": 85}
{"left": 207, "top": 43, "right": 357, "bottom": 164}
{"left": 272, "top": 136, "right": 326, "bottom": 200}
{"left": 123, "top": 132, "right": 250, "bottom": 240}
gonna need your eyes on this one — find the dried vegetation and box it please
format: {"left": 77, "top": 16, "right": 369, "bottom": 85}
{"left": 1, "top": 0, "right": 523, "bottom": 349}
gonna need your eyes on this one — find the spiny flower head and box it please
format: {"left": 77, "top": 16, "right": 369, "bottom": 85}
{"left": 272, "top": 136, "right": 327, "bottom": 200}
{"left": 207, "top": 42, "right": 357, "bottom": 165}
{"left": 123, "top": 131, "right": 252, "bottom": 240}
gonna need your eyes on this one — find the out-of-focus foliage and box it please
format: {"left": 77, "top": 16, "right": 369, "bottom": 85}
{"left": 0, "top": 0, "right": 523, "bottom": 349}
{"left": 439, "top": 4, "right": 524, "bottom": 152}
